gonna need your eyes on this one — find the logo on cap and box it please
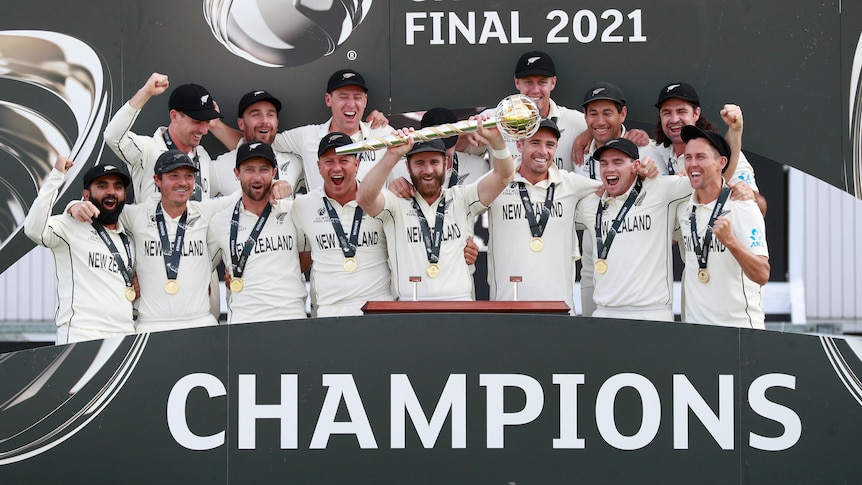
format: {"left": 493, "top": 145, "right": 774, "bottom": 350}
{"left": 250, "top": 142, "right": 262, "bottom": 150}
{"left": 254, "top": 90, "right": 264, "bottom": 96}
{"left": 103, "top": 165, "right": 117, "bottom": 171}
{"left": 527, "top": 56, "right": 541, "bottom": 65}
{"left": 666, "top": 84, "right": 681, "bottom": 92}
{"left": 593, "top": 87, "right": 606, "bottom": 95}
{"left": 200, "top": 94, "right": 209, "bottom": 105}
{"left": 343, "top": 73, "right": 356, "bottom": 79}
{"left": 329, "top": 134, "right": 341, "bottom": 142}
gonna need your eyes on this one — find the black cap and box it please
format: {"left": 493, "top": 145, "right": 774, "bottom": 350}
{"left": 534, "top": 117, "right": 561, "bottom": 139}
{"left": 593, "top": 138, "right": 640, "bottom": 161}
{"left": 421, "top": 108, "right": 458, "bottom": 149}
{"left": 238, "top": 90, "right": 282, "bottom": 118}
{"left": 154, "top": 150, "right": 199, "bottom": 175}
{"left": 582, "top": 82, "right": 626, "bottom": 108}
{"left": 406, "top": 139, "right": 447, "bottom": 158}
{"left": 515, "top": 51, "right": 556, "bottom": 78}
{"left": 317, "top": 132, "right": 354, "bottom": 157}
{"left": 326, "top": 69, "right": 368, "bottom": 93}
{"left": 655, "top": 82, "right": 700, "bottom": 108}
{"left": 236, "top": 142, "right": 276, "bottom": 168}
{"left": 82, "top": 163, "right": 131, "bottom": 189}
{"left": 681, "top": 125, "right": 731, "bottom": 166}
{"left": 168, "top": 84, "right": 222, "bottom": 121}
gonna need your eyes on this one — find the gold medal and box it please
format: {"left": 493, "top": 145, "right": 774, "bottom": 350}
{"left": 165, "top": 279, "right": 179, "bottom": 294}
{"left": 594, "top": 259, "right": 608, "bottom": 274}
{"left": 529, "top": 237, "right": 544, "bottom": 252}
{"left": 426, "top": 263, "right": 440, "bottom": 278}
{"left": 343, "top": 257, "right": 358, "bottom": 272}
{"left": 230, "top": 278, "right": 244, "bottom": 293}
{"left": 125, "top": 286, "right": 136, "bottom": 302}
{"left": 697, "top": 268, "right": 710, "bottom": 284}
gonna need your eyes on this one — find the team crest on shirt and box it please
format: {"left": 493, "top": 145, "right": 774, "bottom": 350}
{"left": 183, "top": 215, "right": 202, "bottom": 229}
{"left": 634, "top": 190, "right": 647, "bottom": 206}
{"left": 275, "top": 212, "right": 289, "bottom": 225}
{"left": 749, "top": 228, "right": 766, "bottom": 248}
{"left": 318, "top": 208, "right": 326, "bottom": 216}
{"left": 737, "top": 172, "right": 754, "bottom": 185}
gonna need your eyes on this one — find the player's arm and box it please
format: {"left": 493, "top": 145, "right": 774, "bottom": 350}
{"left": 207, "top": 99, "right": 240, "bottom": 150}
{"left": 104, "top": 73, "right": 170, "bottom": 169}
{"left": 299, "top": 251, "right": 312, "bottom": 274}
{"left": 356, "top": 128, "right": 414, "bottom": 217}
{"left": 474, "top": 116, "right": 515, "bottom": 206}
{"left": 24, "top": 156, "right": 74, "bottom": 247}
{"left": 712, "top": 215, "right": 770, "bottom": 285}
{"left": 721, "top": 104, "right": 743, "bottom": 185}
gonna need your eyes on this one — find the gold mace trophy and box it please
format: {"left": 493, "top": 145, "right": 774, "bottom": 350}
{"left": 335, "top": 94, "right": 542, "bottom": 154}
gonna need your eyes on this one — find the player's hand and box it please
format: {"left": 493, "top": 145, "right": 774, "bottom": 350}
{"left": 132, "top": 273, "right": 141, "bottom": 300}
{"left": 721, "top": 104, "right": 743, "bottom": 132}
{"left": 68, "top": 201, "right": 100, "bottom": 223}
{"left": 54, "top": 156, "right": 74, "bottom": 173}
{"left": 224, "top": 272, "right": 232, "bottom": 292}
{"left": 271, "top": 180, "right": 293, "bottom": 201}
{"left": 389, "top": 176, "right": 415, "bottom": 199}
{"left": 208, "top": 100, "right": 224, "bottom": 130}
{"left": 638, "top": 157, "right": 659, "bottom": 179}
{"left": 729, "top": 179, "right": 754, "bottom": 201}
{"left": 142, "top": 72, "right": 169, "bottom": 97}
{"left": 473, "top": 114, "right": 504, "bottom": 149}
{"left": 463, "top": 238, "right": 479, "bottom": 266}
{"left": 624, "top": 129, "right": 650, "bottom": 147}
{"left": 464, "top": 130, "right": 489, "bottom": 148}
{"left": 572, "top": 130, "right": 591, "bottom": 166}
{"left": 712, "top": 216, "right": 736, "bottom": 246}
{"left": 389, "top": 128, "right": 415, "bottom": 158}
{"left": 366, "top": 110, "right": 389, "bottom": 129}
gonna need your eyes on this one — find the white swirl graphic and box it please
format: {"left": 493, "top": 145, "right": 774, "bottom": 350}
{"left": 0, "top": 30, "right": 111, "bottom": 271}
{"left": 203, "top": 0, "right": 373, "bottom": 67}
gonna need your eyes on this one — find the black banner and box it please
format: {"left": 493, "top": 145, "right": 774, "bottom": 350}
{"left": 1, "top": 316, "right": 861, "bottom": 482}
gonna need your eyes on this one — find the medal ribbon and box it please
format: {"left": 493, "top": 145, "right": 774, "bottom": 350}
{"left": 518, "top": 181, "right": 556, "bottom": 239}
{"left": 587, "top": 154, "right": 597, "bottom": 180}
{"left": 322, "top": 197, "right": 364, "bottom": 259}
{"left": 690, "top": 184, "right": 732, "bottom": 270}
{"left": 163, "top": 130, "right": 203, "bottom": 201}
{"left": 155, "top": 202, "right": 189, "bottom": 282}
{"left": 411, "top": 195, "right": 446, "bottom": 265}
{"left": 667, "top": 156, "right": 676, "bottom": 175}
{"left": 229, "top": 199, "right": 273, "bottom": 279}
{"left": 595, "top": 178, "right": 643, "bottom": 260}
{"left": 91, "top": 222, "right": 134, "bottom": 288}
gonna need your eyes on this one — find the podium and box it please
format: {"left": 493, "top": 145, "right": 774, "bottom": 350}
{"left": 361, "top": 300, "right": 571, "bottom": 314}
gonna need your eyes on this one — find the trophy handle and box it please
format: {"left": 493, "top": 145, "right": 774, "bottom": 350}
{"left": 335, "top": 94, "right": 541, "bottom": 155}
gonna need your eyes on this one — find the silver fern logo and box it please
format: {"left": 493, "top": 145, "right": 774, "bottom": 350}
{"left": 203, "top": 0, "right": 374, "bottom": 68}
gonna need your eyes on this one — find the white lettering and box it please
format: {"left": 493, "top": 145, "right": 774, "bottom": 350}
{"left": 310, "top": 374, "right": 378, "bottom": 449}
{"left": 167, "top": 373, "right": 226, "bottom": 451}
{"left": 405, "top": 12, "right": 426, "bottom": 45}
{"left": 748, "top": 374, "right": 802, "bottom": 451}
{"left": 481, "top": 374, "right": 544, "bottom": 448}
{"left": 478, "top": 12, "right": 508, "bottom": 44}
{"left": 673, "top": 375, "right": 734, "bottom": 450}
{"left": 553, "top": 374, "right": 585, "bottom": 449}
{"left": 390, "top": 374, "right": 467, "bottom": 448}
{"left": 237, "top": 374, "right": 298, "bottom": 450}
{"left": 595, "top": 373, "right": 661, "bottom": 450}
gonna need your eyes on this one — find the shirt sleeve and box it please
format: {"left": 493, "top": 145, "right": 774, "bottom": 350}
{"left": 23, "top": 169, "right": 67, "bottom": 247}
{"left": 103, "top": 102, "right": 150, "bottom": 172}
